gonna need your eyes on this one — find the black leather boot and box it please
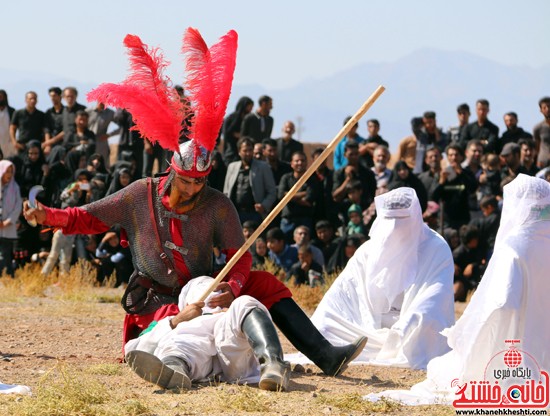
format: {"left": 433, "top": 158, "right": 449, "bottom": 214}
{"left": 269, "top": 297, "right": 367, "bottom": 376}
{"left": 242, "top": 307, "right": 291, "bottom": 392}
{"left": 126, "top": 350, "right": 192, "bottom": 390}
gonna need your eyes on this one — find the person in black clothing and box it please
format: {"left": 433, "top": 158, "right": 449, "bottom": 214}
{"left": 332, "top": 140, "right": 376, "bottom": 213}
{"left": 15, "top": 140, "right": 47, "bottom": 199}
{"left": 207, "top": 149, "right": 227, "bottom": 192}
{"left": 326, "top": 234, "right": 364, "bottom": 275}
{"left": 470, "top": 195, "right": 500, "bottom": 262}
{"left": 9, "top": 91, "right": 46, "bottom": 155}
{"left": 418, "top": 147, "right": 442, "bottom": 202}
{"left": 495, "top": 112, "right": 533, "bottom": 155}
{"left": 62, "top": 110, "right": 96, "bottom": 158}
{"left": 222, "top": 96, "right": 253, "bottom": 164}
{"left": 518, "top": 138, "right": 539, "bottom": 176}
{"left": 288, "top": 245, "right": 323, "bottom": 287}
{"left": 42, "top": 146, "right": 72, "bottom": 208}
{"left": 387, "top": 161, "right": 428, "bottom": 213}
{"left": 453, "top": 224, "right": 484, "bottom": 302}
{"left": 95, "top": 225, "right": 133, "bottom": 287}
{"left": 358, "top": 119, "right": 390, "bottom": 168}
{"left": 43, "top": 87, "right": 64, "bottom": 155}
{"left": 311, "top": 147, "right": 338, "bottom": 226}
{"left": 276, "top": 121, "right": 304, "bottom": 164}
{"left": 278, "top": 151, "right": 318, "bottom": 242}
{"left": 240, "top": 95, "right": 273, "bottom": 144}
{"left": 262, "top": 138, "right": 291, "bottom": 185}
{"left": 114, "top": 109, "right": 144, "bottom": 180}
{"left": 311, "top": 220, "right": 340, "bottom": 269}
{"left": 433, "top": 144, "right": 478, "bottom": 230}
{"left": 461, "top": 99, "right": 500, "bottom": 153}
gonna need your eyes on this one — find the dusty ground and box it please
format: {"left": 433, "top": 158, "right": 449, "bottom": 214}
{"left": 0, "top": 286, "right": 460, "bottom": 416}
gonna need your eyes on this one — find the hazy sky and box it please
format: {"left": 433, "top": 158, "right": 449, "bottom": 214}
{"left": 3, "top": 0, "right": 549, "bottom": 91}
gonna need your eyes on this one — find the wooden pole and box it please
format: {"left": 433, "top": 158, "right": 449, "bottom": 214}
{"left": 196, "top": 85, "right": 386, "bottom": 302}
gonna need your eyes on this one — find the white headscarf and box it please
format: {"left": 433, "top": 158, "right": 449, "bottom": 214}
{"left": 365, "top": 187, "right": 426, "bottom": 314}
{"left": 0, "top": 160, "right": 20, "bottom": 214}
{"left": 178, "top": 276, "right": 222, "bottom": 314}
{"left": 495, "top": 173, "right": 550, "bottom": 248}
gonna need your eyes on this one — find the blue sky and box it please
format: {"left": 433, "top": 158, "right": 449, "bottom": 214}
{"left": 3, "top": 0, "right": 549, "bottom": 91}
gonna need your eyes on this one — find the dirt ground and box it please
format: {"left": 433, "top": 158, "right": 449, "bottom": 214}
{"left": 0, "top": 287, "right": 460, "bottom": 416}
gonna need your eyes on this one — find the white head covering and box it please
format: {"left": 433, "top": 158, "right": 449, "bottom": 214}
{"left": 495, "top": 173, "right": 550, "bottom": 248}
{"left": 178, "top": 276, "right": 222, "bottom": 314}
{"left": 365, "top": 187, "right": 426, "bottom": 314}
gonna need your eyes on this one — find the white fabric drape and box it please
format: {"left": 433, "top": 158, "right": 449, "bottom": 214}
{"left": 367, "top": 174, "right": 550, "bottom": 405}
{"left": 286, "top": 187, "right": 455, "bottom": 370}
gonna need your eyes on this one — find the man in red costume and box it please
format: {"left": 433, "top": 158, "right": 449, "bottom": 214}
{"left": 24, "top": 28, "right": 366, "bottom": 377}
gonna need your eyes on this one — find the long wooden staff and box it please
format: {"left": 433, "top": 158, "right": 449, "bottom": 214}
{"left": 197, "top": 85, "right": 386, "bottom": 302}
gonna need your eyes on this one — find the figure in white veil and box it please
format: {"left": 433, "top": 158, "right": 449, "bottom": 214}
{"left": 368, "top": 174, "right": 550, "bottom": 405}
{"left": 288, "top": 187, "right": 455, "bottom": 369}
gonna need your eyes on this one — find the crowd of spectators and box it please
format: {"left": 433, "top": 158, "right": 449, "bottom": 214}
{"left": 1, "top": 87, "right": 549, "bottom": 302}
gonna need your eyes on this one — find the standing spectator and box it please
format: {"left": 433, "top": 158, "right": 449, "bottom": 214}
{"left": 518, "top": 138, "right": 538, "bottom": 176}
{"left": 332, "top": 140, "right": 376, "bottom": 210}
{"left": 433, "top": 144, "right": 478, "bottom": 230}
{"left": 461, "top": 99, "right": 499, "bottom": 153}
{"left": 395, "top": 117, "right": 424, "bottom": 172}
{"left": 371, "top": 145, "right": 392, "bottom": 190}
{"left": 533, "top": 96, "right": 550, "bottom": 169}
{"left": 447, "top": 103, "right": 471, "bottom": 150}
{"left": 418, "top": 147, "right": 442, "bottom": 202}
{"left": 276, "top": 121, "right": 303, "bottom": 164}
{"left": 9, "top": 91, "right": 46, "bottom": 155}
{"left": 207, "top": 150, "right": 227, "bottom": 193}
{"left": 358, "top": 119, "right": 389, "bottom": 168}
{"left": 333, "top": 116, "right": 365, "bottom": 171}
{"left": 262, "top": 138, "right": 291, "bottom": 186}
{"left": 43, "top": 87, "right": 64, "bottom": 155}
{"left": 496, "top": 112, "right": 533, "bottom": 155}
{"left": 311, "top": 147, "right": 337, "bottom": 226}
{"left": 114, "top": 109, "right": 144, "bottom": 180}
{"left": 278, "top": 151, "right": 318, "bottom": 241}
{"left": 0, "top": 90, "right": 16, "bottom": 158}
{"left": 240, "top": 95, "right": 273, "bottom": 144}
{"left": 222, "top": 96, "right": 253, "bottom": 164}
{"left": 43, "top": 87, "right": 87, "bottom": 155}
{"left": 223, "top": 137, "right": 277, "bottom": 225}
{"left": 87, "top": 102, "right": 118, "bottom": 168}
{"left": 63, "top": 110, "right": 96, "bottom": 158}
{"left": 253, "top": 142, "right": 264, "bottom": 161}
{"left": 0, "top": 160, "right": 22, "bottom": 277}
{"left": 414, "top": 111, "right": 448, "bottom": 173}
{"left": 462, "top": 139, "right": 484, "bottom": 220}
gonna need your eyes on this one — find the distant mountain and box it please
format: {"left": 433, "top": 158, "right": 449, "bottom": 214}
{"left": 230, "top": 48, "right": 550, "bottom": 149}
{"left": 3, "top": 49, "right": 549, "bottom": 151}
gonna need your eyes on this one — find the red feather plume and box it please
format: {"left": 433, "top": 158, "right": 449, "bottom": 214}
{"left": 87, "top": 34, "right": 186, "bottom": 151}
{"left": 182, "top": 28, "right": 238, "bottom": 152}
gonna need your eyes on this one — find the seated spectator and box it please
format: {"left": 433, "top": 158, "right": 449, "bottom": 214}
{"left": 62, "top": 110, "right": 96, "bottom": 159}
{"left": 443, "top": 228, "right": 460, "bottom": 251}
{"left": 500, "top": 142, "right": 528, "bottom": 190}
{"left": 266, "top": 227, "right": 298, "bottom": 276}
{"left": 105, "top": 166, "right": 133, "bottom": 196}
{"left": 252, "top": 237, "right": 269, "bottom": 268}
{"left": 387, "top": 161, "right": 428, "bottom": 213}
{"left": 478, "top": 153, "right": 502, "bottom": 200}
{"left": 345, "top": 204, "right": 367, "bottom": 236}
{"left": 16, "top": 140, "right": 47, "bottom": 199}
{"left": 290, "top": 225, "right": 324, "bottom": 269}
{"left": 288, "top": 245, "right": 324, "bottom": 287}
{"left": 326, "top": 234, "right": 364, "bottom": 275}
{"left": 311, "top": 220, "right": 340, "bottom": 268}
{"left": 242, "top": 220, "right": 258, "bottom": 243}
{"left": 95, "top": 226, "right": 133, "bottom": 287}
{"left": 453, "top": 225, "right": 484, "bottom": 302}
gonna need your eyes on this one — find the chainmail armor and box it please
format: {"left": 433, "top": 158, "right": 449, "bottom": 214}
{"left": 81, "top": 178, "right": 245, "bottom": 315}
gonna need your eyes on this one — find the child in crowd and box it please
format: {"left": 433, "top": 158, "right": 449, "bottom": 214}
{"left": 478, "top": 153, "right": 501, "bottom": 199}
{"left": 345, "top": 204, "right": 367, "bottom": 236}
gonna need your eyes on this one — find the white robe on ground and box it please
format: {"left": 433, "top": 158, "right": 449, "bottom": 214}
{"left": 125, "top": 276, "right": 265, "bottom": 384}
{"left": 367, "top": 174, "right": 550, "bottom": 405}
{"left": 286, "top": 187, "right": 455, "bottom": 370}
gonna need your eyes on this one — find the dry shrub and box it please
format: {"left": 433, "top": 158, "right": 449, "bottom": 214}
{"left": 1, "top": 363, "right": 153, "bottom": 416}
{"left": 0, "top": 263, "right": 54, "bottom": 300}
{"left": 56, "top": 260, "right": 116, "bottom": 301}
{"left": 289, "top": 269, "right": 339, "bottom": 312}
{"left": 318, "top": 393, "right": 401, "bottom": 413}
